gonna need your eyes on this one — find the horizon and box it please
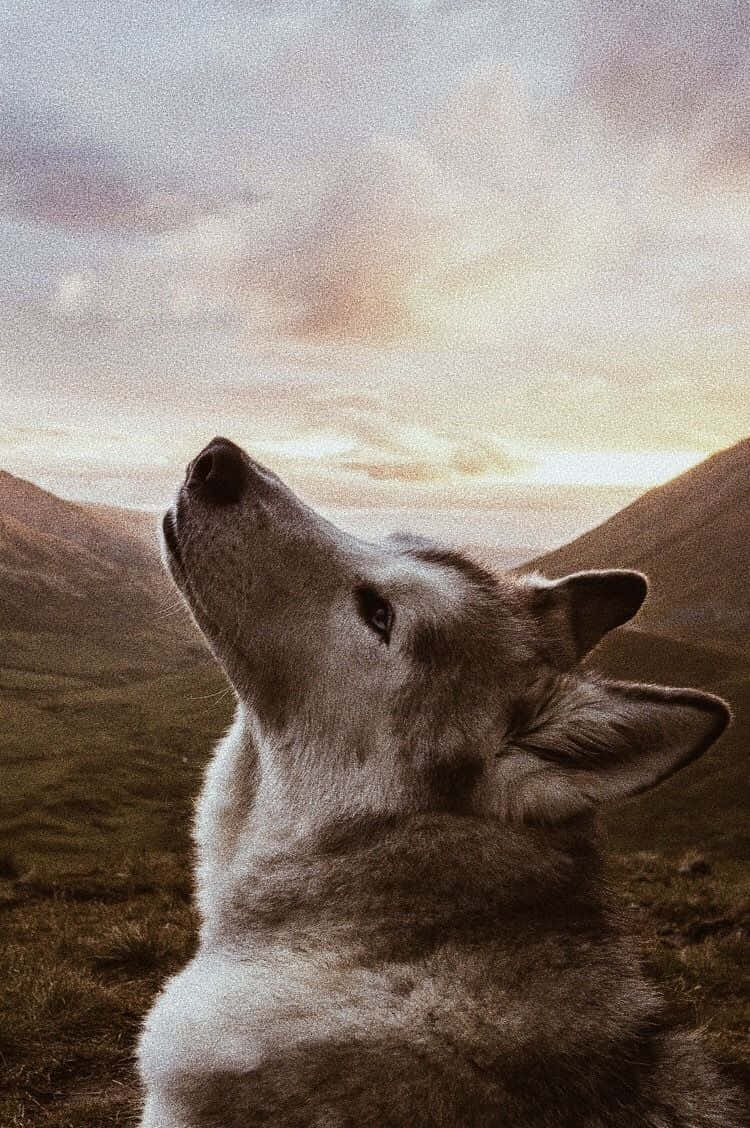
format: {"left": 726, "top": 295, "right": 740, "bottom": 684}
{"left": 2, "top": 441, "right": 740, "bottom": 566}
{"left": 0, "top": 434, "right": 711, "bottom": 508}
{"left": 3, "top": 2, "right": 749, "bottom": 532}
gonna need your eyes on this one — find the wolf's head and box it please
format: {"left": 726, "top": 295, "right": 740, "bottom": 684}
{"left": 164, "top": 437, "right": 730, "bottom": 827}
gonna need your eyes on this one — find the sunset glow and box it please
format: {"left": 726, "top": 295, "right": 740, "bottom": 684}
{"left": 524, "top": 449, "right": 707, "bottom": 489}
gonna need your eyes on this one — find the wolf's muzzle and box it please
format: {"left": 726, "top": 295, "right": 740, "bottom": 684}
{"left": 186, "top": 436, "right": 248, "bottom": 505}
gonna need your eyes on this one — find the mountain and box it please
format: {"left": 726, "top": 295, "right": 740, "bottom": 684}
{"left": 525, "top": 438, "right": 750, "bottom": 650}
{"left": 0, "top": 472, "right": 155, "bottom": 563}
{"left": 0, "top": 471, "right": 203, "bottom": 680}
{"left": 85, "top": 501, "right": 166, "bottom": 557}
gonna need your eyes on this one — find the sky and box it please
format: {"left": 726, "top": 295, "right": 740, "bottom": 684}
{"left": 2, "top": 0, "right": 749, "bottom": 553}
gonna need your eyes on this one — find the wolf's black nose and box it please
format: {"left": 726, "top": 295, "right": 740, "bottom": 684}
{"left": 186, "top": 437, "right": 248, "bottom": 504}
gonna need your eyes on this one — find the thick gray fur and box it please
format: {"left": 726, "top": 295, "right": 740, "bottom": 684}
{"left": 139, "top": 440, "right": 746, "bottom": 1127}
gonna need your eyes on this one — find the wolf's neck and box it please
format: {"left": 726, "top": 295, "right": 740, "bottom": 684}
{"left": 204, "top": 809, "right": 608, "bottom": 963}
{"left": 192, "top": 705, "right": 261, "bottom": 921}
{"left": 248, "top": 719, "right": 436, "bottom": 840}
{"left": 192, "top": 710, "right": 604, "bottom": 945}
{"left": 192, "top": 708, "right": 375, "bottom": 921}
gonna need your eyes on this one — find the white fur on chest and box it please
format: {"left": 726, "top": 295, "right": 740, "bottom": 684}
{"left": 138, "top": 945, "right": 433, "bottom": 1091}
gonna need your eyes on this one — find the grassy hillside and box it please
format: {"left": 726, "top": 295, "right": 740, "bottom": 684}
{"left": 1, "top": 659, "right": 230, "bottom": 872}
{"left": 528, "top": 437, "right": 750, "bottom": 649}
{"left": 0, "top": 472, "right": 195, "bottom": 659}
{"left": 0, "top": 636, "right": 231, "bottom": 1126}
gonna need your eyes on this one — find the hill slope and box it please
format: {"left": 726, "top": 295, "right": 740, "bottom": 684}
{"left": 0, "top": 471, "right": 204, "bottom": 678}
{"left": 527, "top": 438, "right": 750, "bottom": 648}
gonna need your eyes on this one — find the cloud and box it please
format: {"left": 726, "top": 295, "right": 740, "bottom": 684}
{"left": 262, "top": 137, "right": 465, "bottom": 340}
{"left": 0, "top": 113, "right": 220, "bottom": 234}
{"left": 336, "top": 425, "right": 528, "bottom": 483}
{"left": 576, "top": 0, "right": 750, "bottom": 190}
{"left": 40, "top": 74, "right": 593, "bottom": 338}
{"left": 9, "top": 0, "right": 749, "bottom": 342}
{"left": 67, "top": 32, "right": 745, "bottom": 350}
{"left": 38, "top": 135, "right": 458, "bottom": 334}
{"left": 3, "top": 0, "right": 749, "bottom": 511}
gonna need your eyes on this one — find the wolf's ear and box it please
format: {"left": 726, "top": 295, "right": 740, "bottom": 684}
{"left": 499, "top": 679, "right": 731, "bottom": 824}
{"left": 524, "top": 569, "right": 648, "bottom": 669}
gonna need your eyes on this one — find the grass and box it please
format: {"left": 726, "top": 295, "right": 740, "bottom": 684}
{"left": 0, "top": 630, "right": 227, "bottom": 1125}
{"left": 606, "top": 851, "right": 750, "bottom": 1093}
{"left": 1, "top": 628, "right": 748, "bottom": 1124}
{"left": 0, "top": 855, "right": 196, "bottom": 1126}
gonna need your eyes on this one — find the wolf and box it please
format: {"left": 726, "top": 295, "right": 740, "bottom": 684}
{"left": 138, "top": 436, "right": 746, "bottom": 1127}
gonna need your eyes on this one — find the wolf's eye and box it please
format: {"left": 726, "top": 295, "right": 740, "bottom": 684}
{"left": 355, "top": 586, "right": 394, "bottom": 644}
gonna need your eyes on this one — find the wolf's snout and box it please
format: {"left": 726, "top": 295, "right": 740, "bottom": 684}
{"left": 187, "top": 437, "right": 248, "bottom": 505}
